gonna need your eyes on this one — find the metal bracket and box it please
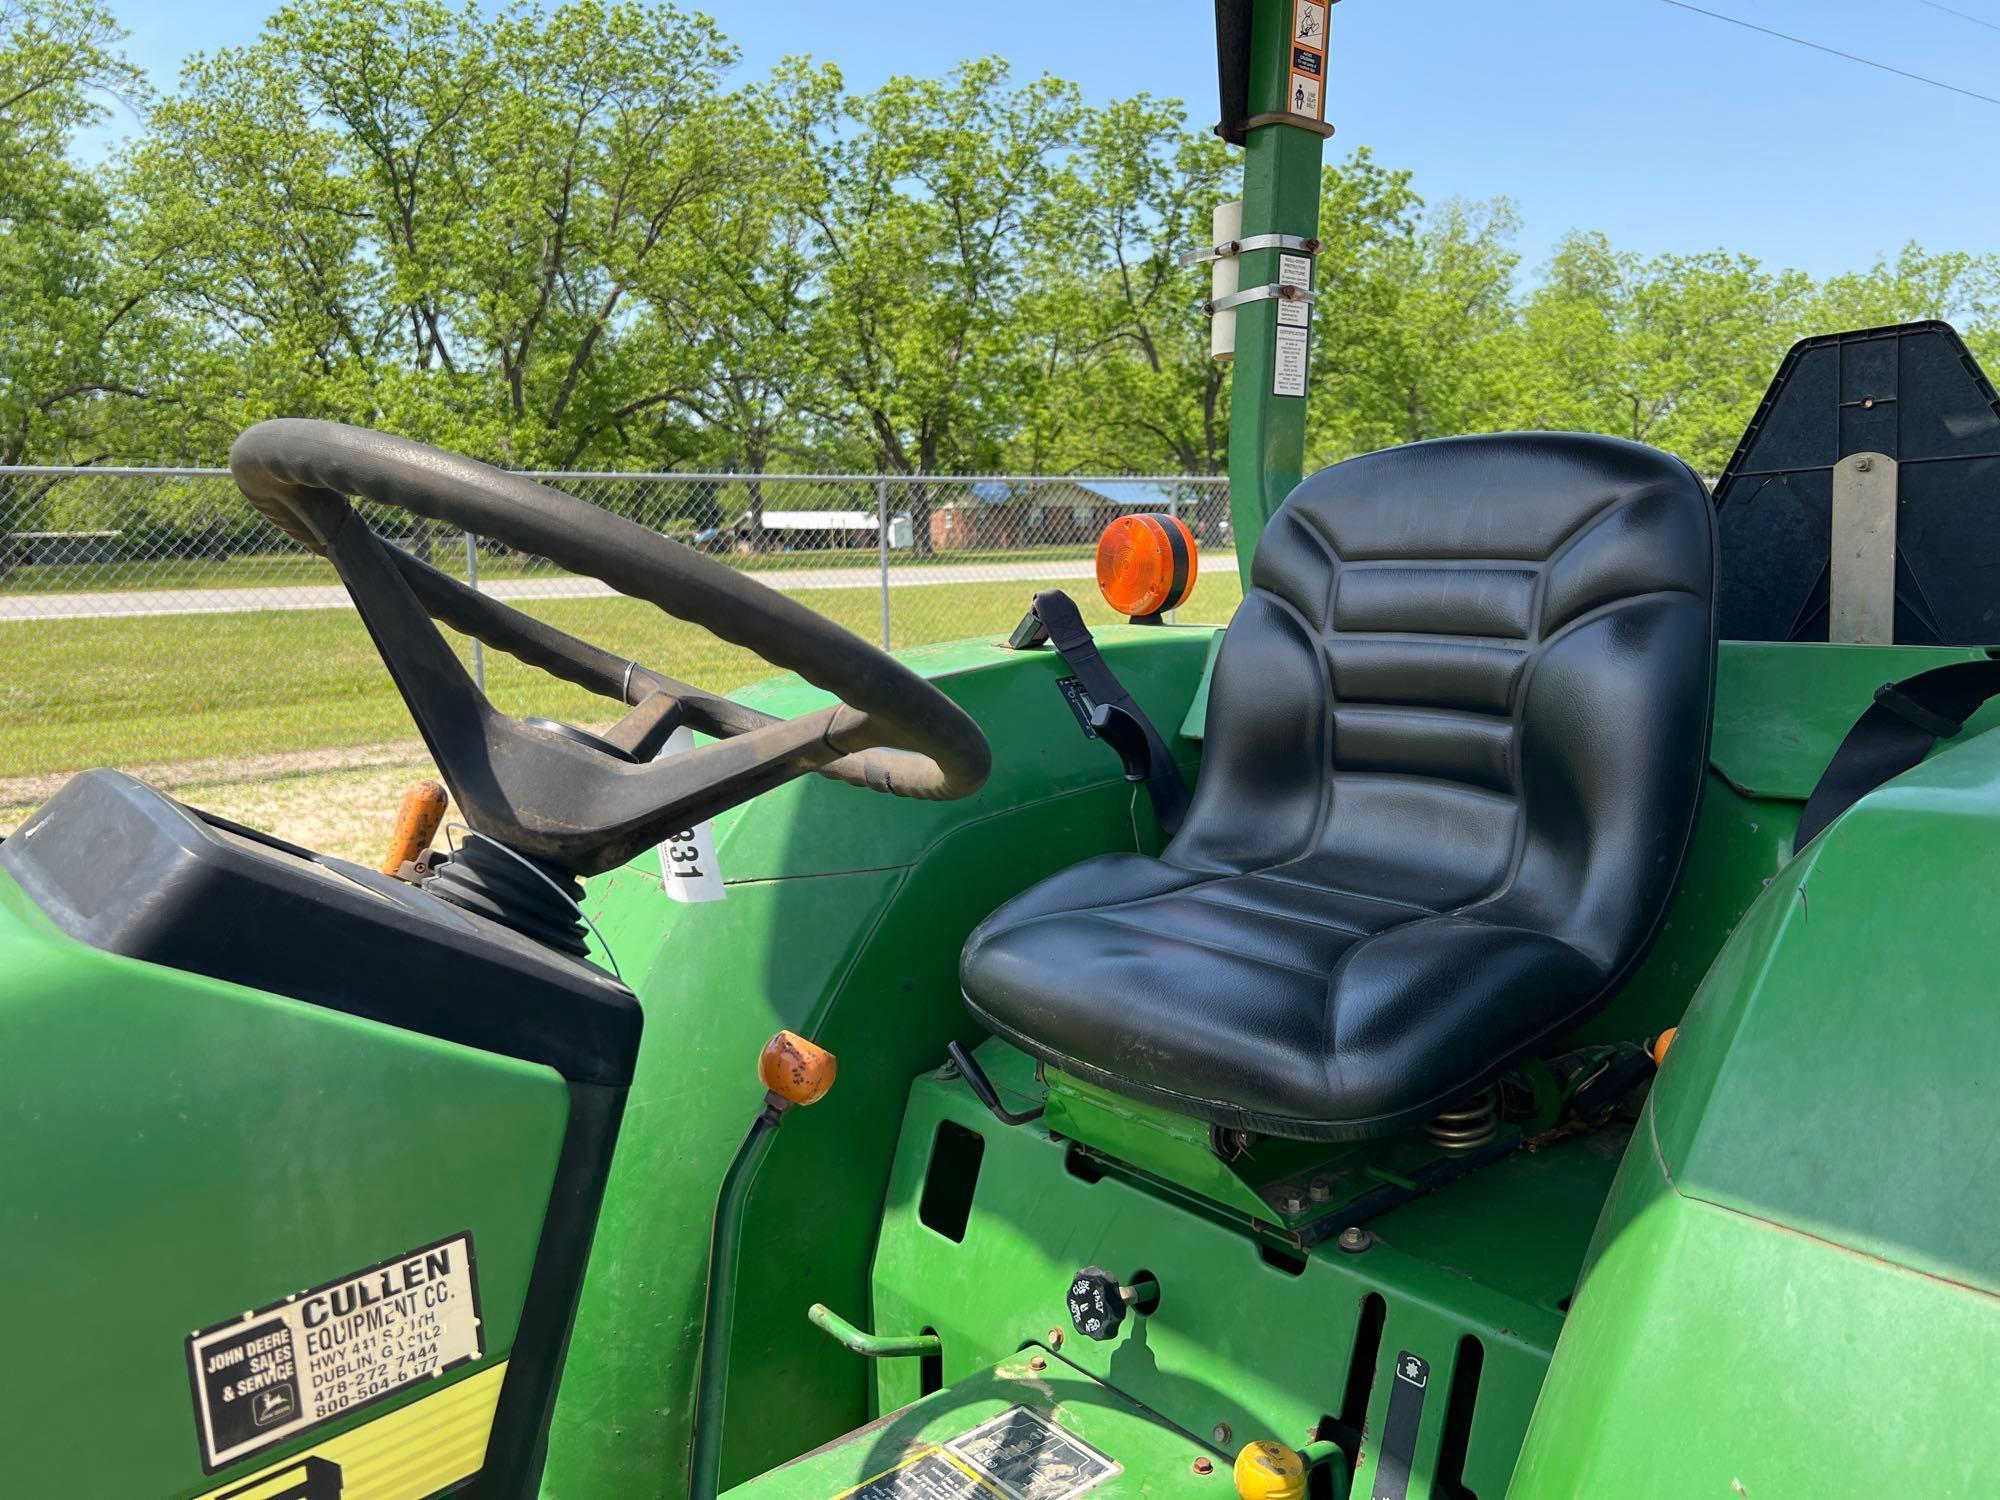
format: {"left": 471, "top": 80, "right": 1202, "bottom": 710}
{"left": 1203, "top": 282, "right": 1316, "bottom": 317}
{"left": 1180, "top": 232, "right": 1322, "bottom": 267}
{"left": 1243, "top": 109, "right": 1336, "bottom": 140}
{"left": 1830, "top": 451, "right": 1897, "bottom": 645}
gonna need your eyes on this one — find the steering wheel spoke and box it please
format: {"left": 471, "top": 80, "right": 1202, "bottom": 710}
{"left": 601, "top": 692, "right": 686, "bottom": 761}
{"left": 229, "top": 419, "right": 990, "bottom": 876}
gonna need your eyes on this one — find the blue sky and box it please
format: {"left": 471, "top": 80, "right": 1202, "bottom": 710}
{"left": 88, "top": 0, "right": 2000, "bottom": 279}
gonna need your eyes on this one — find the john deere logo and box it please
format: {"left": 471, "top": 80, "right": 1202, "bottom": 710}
{"left": 251, "top": 1386, "right": 297, "bottom": 1428}
{"left": 217, "top": 1455, "right": 343, "bottom": 1500}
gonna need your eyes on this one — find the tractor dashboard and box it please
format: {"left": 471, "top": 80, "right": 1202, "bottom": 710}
{"left": 0, "top": 768, "right": 640, "bottom": 1086}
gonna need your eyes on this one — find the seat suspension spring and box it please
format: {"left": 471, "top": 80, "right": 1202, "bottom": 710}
{"left": 1425, "top": 1086, "right": 1500, "bottom": 1152}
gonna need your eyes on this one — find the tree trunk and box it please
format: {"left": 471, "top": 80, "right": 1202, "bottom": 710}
{"left": 741, "top": 434, "right": 771, "bottom": 553}
{"left": 907, "top": 477, "right": 937, "bottom": 559}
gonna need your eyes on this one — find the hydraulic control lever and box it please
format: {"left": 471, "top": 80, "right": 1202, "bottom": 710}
{"left": 690, "top": 1032, "right": 838, "bottom": 1500}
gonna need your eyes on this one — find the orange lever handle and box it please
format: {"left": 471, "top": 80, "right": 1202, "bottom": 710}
{"left": 760, "top": 1030, "right": 838, "bottom": 1106}
{"left": 381, "top": 779, "right": 449, "bottom": 877}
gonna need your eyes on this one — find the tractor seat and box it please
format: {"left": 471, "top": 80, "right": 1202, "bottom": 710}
{"left": 960, "top": 432, "right": 1717, "bottom": 1141}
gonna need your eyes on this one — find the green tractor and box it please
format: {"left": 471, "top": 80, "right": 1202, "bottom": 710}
{"left": 6, "top": 6, "right": 1999, "bottom": 1499}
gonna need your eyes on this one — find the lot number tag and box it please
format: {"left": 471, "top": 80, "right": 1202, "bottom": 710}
{"left": 656, "top": 725, "right": 727, "bottom": 903}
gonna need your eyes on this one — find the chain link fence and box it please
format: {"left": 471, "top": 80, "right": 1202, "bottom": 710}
{"left": 1, "top": 468, "right": 1235, "bottom": 795}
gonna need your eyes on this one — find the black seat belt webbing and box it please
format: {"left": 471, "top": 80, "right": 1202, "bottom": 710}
{"left": 1028, "top": 589, "right": 1192, "bottom": 837}
{"left": 1796, "top": 654, "right": 2000, "bottom": 847}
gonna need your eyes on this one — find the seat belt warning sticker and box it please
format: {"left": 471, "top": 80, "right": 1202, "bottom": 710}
{"left": 186, "top": 1233, "right": 483, "bottom": 1473}
{"left": 1055, "top": 677, "right": 1100, "bottom": 739}
{"left": 838, "top": 1405, "right": 1120, "bottom": 1500}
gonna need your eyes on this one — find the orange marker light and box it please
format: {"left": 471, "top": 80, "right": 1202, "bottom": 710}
{"left": 760, "top": 1029, "right": 838, "bottom": 1106}
{"left": 1651, "top": 1026, "right": 1678, "bottom": 1068}
{"left": 1097, "top": 512, "right": 1199, "bottom": 620}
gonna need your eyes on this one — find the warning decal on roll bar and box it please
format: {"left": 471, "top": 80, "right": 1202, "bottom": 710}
{"left": 1290, "top": 1, "right": 1328, "bottom": 121}
{"left": 186, "top": 1233, "right": 483, "bottom": 1472}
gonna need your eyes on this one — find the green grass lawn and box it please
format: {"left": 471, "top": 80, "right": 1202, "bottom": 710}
{"left": 0, "top": 541, "right": 1100, "bottom": 595}
{"left": 1, "top": 552, "right": 342, "bottom": 593}
{"left": 0, "top": 574, "right": 1242, "bottom": 778}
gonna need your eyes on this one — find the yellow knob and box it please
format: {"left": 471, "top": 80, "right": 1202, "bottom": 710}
{"left": 1233, "top": 1441, "right": 1307, "bottom": 1500}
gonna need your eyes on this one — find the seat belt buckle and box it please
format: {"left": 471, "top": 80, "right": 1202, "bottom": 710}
{"left": 1872, "top": 681, "right": 1965, "bottom": 740}
{"left": 1088, "top": 703, "right": 1153, "bottom": 783}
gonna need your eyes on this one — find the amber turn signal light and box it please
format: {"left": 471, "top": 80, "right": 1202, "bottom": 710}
{"left": 761, "top": 1029, "right": 837, "bottom": 1106}
{"left": 1097, "top": 512, "right": 1198, "bottom": 620}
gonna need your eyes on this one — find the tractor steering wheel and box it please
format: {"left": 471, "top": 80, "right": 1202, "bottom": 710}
{"left": 229, "top": 419, "right": 991, "bottom": 877}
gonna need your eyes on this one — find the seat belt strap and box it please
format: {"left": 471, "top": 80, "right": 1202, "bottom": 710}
{"left": 1796, "top": 654, "right": 2000, "bottom": 847}
{"left": 1024, "top": 589, "right": 1192, "bottom": 837}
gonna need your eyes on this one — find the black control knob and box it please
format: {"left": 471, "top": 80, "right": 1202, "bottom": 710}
{"left": 1066, "top": 1266, "right": 1158, "bottom": 1341}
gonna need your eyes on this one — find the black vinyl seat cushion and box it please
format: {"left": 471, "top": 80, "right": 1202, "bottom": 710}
{"left": 961, "top": 432, "right": 1718, "bottom": 1141}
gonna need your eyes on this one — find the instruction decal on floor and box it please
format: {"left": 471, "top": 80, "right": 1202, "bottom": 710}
{"left": 836, "top": 1408, "right": 1128, "bottom": 1500}
{"left": 950, "top": 1407, "right": 1120, "bottom": 1498}
{"left": 842, "top": 1450, "right": 997, "bottom": 1499}
{"left": 837, "top": 1406, "right": 1120, "bottom": 1500}
{"left": 186, "top": 1233, "right": 483, "bottom": 1472}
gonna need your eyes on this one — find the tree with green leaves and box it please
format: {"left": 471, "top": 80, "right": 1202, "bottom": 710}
{"left": 777, "top": 57, "right": 1085, "bottom": 552}
{"left": 124, "top": 0, "right": 740, "bottom": 468}
{"left": 0, "top": 0, "right": 162, "bottom": 467}
{"left": 1809, "top": 243, "right": 1999, "bottom": 369}
{"left": 10, "top": 0, "right": 2000, "bottom": 516}
{"left": 1014, "top": 93, "right": 1235, "bottom": 484}
{"left": 645, "top": 86, "right": 842, "bottom": 548}
{"left": 1305, "top": 154, "right": 1519, "bottom": 463}
{"left": 1513, "top": 232, "right": 1815, "bottom": 475}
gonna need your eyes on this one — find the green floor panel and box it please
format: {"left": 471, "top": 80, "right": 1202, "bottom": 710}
{"left": 722, "top": 1351, "right": 1222, "bottom": 1499}
{"left": 870, "top": 1051, "right": 1633, "bottom": 1500}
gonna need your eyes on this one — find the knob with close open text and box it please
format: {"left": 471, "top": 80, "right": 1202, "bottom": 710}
{"left": 1065, "top": 1266, "right": 1159, "bottom": 1342}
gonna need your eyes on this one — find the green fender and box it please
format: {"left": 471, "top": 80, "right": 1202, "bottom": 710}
{"left": 1514, "top": 709, "right": 2000, "bottom": 1496}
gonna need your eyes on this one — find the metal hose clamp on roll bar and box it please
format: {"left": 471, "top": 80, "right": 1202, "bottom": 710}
{"left": 1203, "top": 283, "right": 1318, "bottom": 316}
{"left": 1179, "top": 232, "right": 1322, "bottom": 267}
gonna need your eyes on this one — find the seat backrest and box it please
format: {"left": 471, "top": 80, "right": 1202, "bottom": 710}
{"left": 1173, "top": 432, "right": 1716, "bottom": 973}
